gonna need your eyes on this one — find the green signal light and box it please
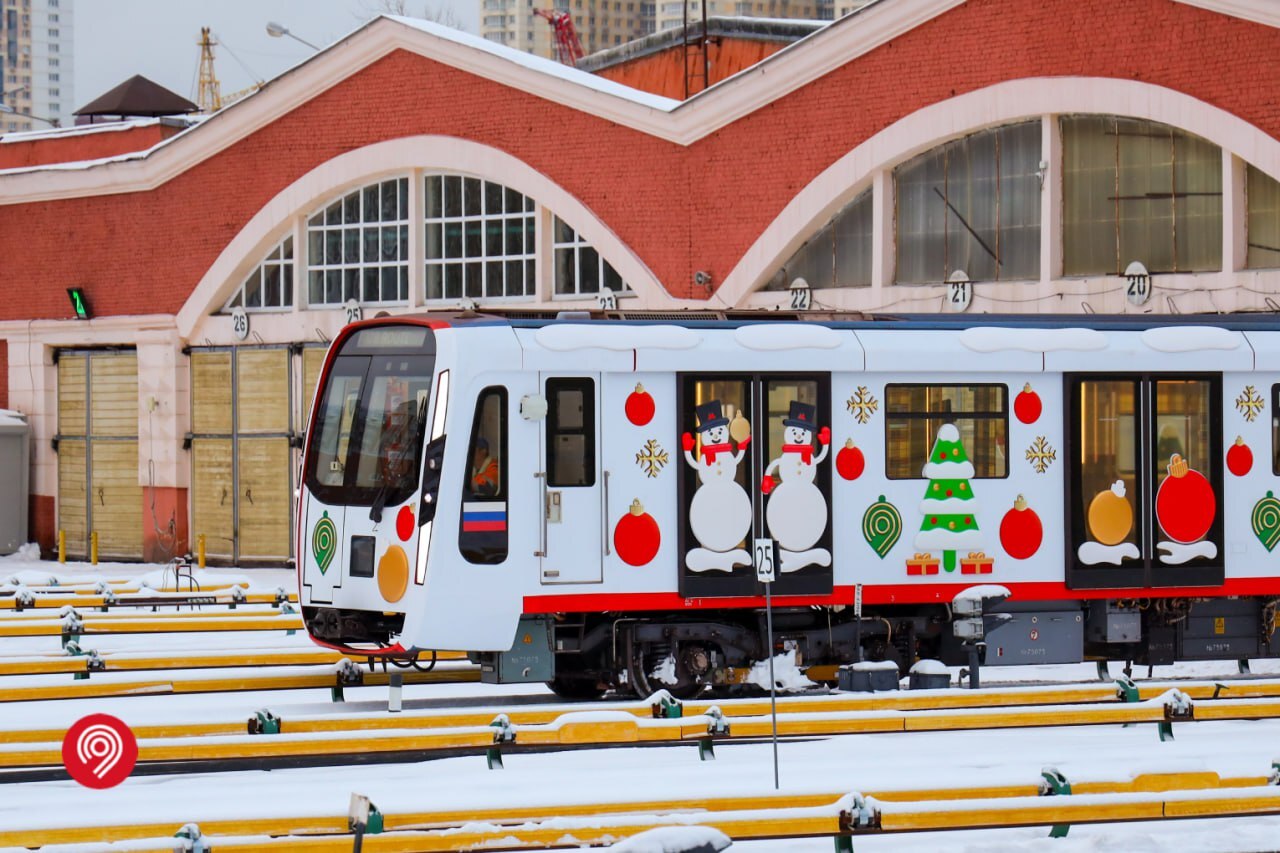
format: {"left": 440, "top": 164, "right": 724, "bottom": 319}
{"left": 67, "top": 288, "right": 89, "bottom": 320}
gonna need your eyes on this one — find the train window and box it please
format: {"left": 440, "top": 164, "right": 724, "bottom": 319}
{"left": 460, "top": 387, "right": 508, "bottom": 564}
{"left": 884, "top": 384, "right": 1007, "bottom": 479}
{"left": 546, "top": 378, "right": 595, "bottom": 487}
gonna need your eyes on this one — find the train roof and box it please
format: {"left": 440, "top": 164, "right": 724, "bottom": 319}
{"left": 398, "top": 309, "right": 1280, "bottom": 333}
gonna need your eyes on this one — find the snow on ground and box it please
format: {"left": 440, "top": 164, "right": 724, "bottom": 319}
{"left": 3, "top": 554, "right": 1280, "bottom": 850}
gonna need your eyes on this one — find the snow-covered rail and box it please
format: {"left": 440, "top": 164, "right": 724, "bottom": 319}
{"left": 0, "top": 588, "right": 296, "bottom": 611}
{"left": 3, "top": 766, "right": 1277, "bottom": 850}
{"left": 0, "top": 610, "right": 304, "bottom": 637}
{"left": 0, "top": 646, "right": 466, "bottom": 677}
{"left": 5, "top": 689, "right": 1280, "bottom": 776}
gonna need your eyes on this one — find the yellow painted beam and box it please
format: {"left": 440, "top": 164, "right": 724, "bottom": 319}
{"left": 0, "top": 665, "right": 478, "bottom": 705}
{"left": 0, "top": 648, "right": 465, "bottom": 677}
{"left": 0, "top": 591, "right": 297, "bottom": 610}
{"left": 0, "top": 614, "right": 304, "bottom": 636}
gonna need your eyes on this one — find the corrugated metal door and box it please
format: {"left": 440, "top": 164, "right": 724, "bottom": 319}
{"left": 57, "top": 351, "right": 141, "bottom": 559}
{"left": 189, "top": 347, "right": 293, "bottom": 564}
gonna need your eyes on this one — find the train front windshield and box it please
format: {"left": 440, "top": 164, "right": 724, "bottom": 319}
{"left": 305, "top": 326, "right": 436, "bottom": 508}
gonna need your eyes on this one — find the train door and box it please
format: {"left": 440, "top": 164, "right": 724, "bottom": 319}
{"left": 539, "top": 375, "right": 603, "bottom": 584}
{"left": 677, "top": 373, "right": 832, "bottom": 598}
{"left": 1066, "top": 374, "right": 1223, "bottom": 589}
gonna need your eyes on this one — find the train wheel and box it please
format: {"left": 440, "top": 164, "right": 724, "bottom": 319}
{"left": 627, "top": 639, "right": 712, "bottom": 701}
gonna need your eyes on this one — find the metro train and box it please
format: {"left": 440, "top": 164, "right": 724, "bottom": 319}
{"left": 297, "top": 312, "right": 1280, "bottom": 698}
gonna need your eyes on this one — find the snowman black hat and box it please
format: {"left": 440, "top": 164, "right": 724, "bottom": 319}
{"left": 782, "top": 401, "right": 817, "bottom": 433}
{"left": 695, "top": 400, "right": 730, "bottom": 433}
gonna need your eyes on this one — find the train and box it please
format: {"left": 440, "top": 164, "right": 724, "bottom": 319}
{"left": 296, "top": 312, "right": 1280, "bottom": 698}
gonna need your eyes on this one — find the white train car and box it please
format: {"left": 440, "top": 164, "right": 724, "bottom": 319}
{"left": 297, "top": 314, "right": 1280, "bottom": 697}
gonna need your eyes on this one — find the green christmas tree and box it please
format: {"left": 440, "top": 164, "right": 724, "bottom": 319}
{"left": 914, "top": 423, "right": 982, "bottom": 572}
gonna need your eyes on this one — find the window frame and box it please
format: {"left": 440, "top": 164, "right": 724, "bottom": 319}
{"left": 225, "top": 235, "right": 294, "bottom": 313}
{"left": 305, "top": 177, "right": 411, "bottom": 308}
{"left": 551, "top": 215, "right": 633, "bottom": 299}
{"left": 545, "top": 377, "right": 596, "bottom": 488}
{"left": 460, "top": 385, "right": 509, "bottom": 565}
{"left": 424, "top": 174, "right": 537, "bottom": 303}
{"left": 883, "top": 383, "right": 1009, "bottom": 481}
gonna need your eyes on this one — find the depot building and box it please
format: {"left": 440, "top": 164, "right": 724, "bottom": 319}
{"left": 2, "top": 0, "right": 1280, "bottom": 565}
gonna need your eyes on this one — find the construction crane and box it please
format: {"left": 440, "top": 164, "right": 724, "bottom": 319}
{"left": 533, "top": 9, "right": 585, "bottom": 66}
{"left": 195, "top": 27, "right": 263, "bottom": 114}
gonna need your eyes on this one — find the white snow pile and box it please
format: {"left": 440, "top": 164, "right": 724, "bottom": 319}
{"left": 952, "top": 584, "right": 1011, "bottom": 608}
{"left": 733, "top": 323, "right": 844, "bottom": 351}
{"left": 134, "top": 568, "right": 251, "bottom": 592}
{"left": 746, "top": 650, "right": 818, "bottom": 692}
{"left": 909, "top": 659, "right": 950, "bottom": 676}
{"left": 534, "top": 325, "right": 699, "bottom": 352}
{"left": 959, "top": 326, "right": 1107, "bottom": 353}
{"left": 1141, "top": 326, "right": 1240, "bottom": 353}
{"left": 610, "top": 826, "right": 731, "bottom": 852}
{"left": 650, "top": 654, "right": 678, "bottom": 686}
{"left": 1, "top": 542, "right": 43, "bottom": 563}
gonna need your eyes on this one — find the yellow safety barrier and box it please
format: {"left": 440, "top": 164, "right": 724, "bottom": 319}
{"left": 2, "top": 768, "right": 1277, "bottom": 850}
{"left": 89, "top": 531, "right": 98, "bottom": 566}
{"left": 0, "top": 591, "right": 299, "bottom": 611}
{"left": 0, "top": 663, "right": 478, "bottom": 705}
{"left": 57, "top": 529, "right": 65, "bottom": 564}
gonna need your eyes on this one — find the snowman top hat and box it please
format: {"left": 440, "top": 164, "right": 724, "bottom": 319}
{"left": 783, "top": 401, "right": 817, "bottom": 432}
{"left": 695, "top": 400, "right": 730, "bottom": 433}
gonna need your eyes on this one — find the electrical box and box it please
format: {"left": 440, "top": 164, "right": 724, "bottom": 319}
{"left": 1177, "top": 599, "right": 1259, "bottom": 660}
{"left": 478, "top": 615, "right": 554, "bottom": 684}
{"left": 1085, "top": 601, "right": 1142, "bottom": 644}
{"left": 981, "top": 608, "right": 1083, "bottom": 666}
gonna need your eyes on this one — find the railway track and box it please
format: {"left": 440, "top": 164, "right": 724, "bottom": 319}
{"left": 5, "top": 679, "right": 1280, "bottom": 780}
{"left": 0, "top": 646, "right": 465, "bottom": 677}
{"left": 3, "top": 765, "right": 1278, "bottom": 850}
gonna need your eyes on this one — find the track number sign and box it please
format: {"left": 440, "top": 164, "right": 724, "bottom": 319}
{"left": 754, "top": 538, "right": 776, "bottom": 583}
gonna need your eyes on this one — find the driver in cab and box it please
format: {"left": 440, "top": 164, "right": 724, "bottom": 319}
{"left": 470, "top": 437, "right": 499, "bottom": 497}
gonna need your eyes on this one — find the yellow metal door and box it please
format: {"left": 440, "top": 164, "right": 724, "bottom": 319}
{"left": 237, "top": 437, "right": 292, "bottom": 559}
{"left": 190, "top": 439, "right": 235, "bottom": 560}
{"left": 56, "top": 355, "right": 88, "bottom": 555}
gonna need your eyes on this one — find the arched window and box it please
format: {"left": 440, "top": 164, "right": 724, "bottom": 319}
{"left": 895, "top": 120, "right": 1041, "bottom": 283}
{"left": 1062, "top": 116, "right": 1221, "bottom": 275}
{"left": 225, "top": 236, "right": 293, "bottom": 312}
{"left": 306, "top": 177, "right": 410, "bottom": 306}
{"left": 553, "top": 216, "right": 631, "bottom": 297}
{"left": 767, "top": 188, "right": 871, "bottom": 291}
{"left": 1247, "top": 164, "right": 1280, "bottom": 270}
{"left": 424, "top": 175, "right": 536, "bottom": 301}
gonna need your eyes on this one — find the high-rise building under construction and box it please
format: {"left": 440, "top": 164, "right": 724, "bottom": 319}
{"left": 0, "top": 0, "right": 72, "bottom": 132}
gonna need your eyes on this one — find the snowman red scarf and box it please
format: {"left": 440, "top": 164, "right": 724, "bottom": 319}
{"left": 781, "top": 443, "right": 813, "bottom": 463}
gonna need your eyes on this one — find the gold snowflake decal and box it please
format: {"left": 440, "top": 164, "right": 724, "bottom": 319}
{"left": 1025, "top": 436, "right": 1057, "bottom": 474}
{"left": 846, "top": 386, "right": 879, "bottom": 425}
{"left": 1236, "top": 385, "right": 1265, "bottom": 423}
{"left": 635, "top": 439, "right": 669, "bottom": 478}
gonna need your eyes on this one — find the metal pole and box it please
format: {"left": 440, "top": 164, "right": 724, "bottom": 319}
{"left": 765, "top": 577, "right": 779, "bottom": 791}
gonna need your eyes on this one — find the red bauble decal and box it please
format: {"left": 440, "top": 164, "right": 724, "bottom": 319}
{"left": 1014, "top": 383, "right": 1042, "bottom": 425}
{"left": 625, "top": 383, "right": 655, "bottom": 426}
{"left": 999, "top": 495, "right": 1042, "bottom": 560}
{"left": 1155, "top": 454, "right": 1216, "bottom": 544}
{"left": 395, "top": 505, "right": 415, "bottom": 541}
{"left": 614, "top": 499, "right": 661, "bottom": 566}
{"left": 836, "top": 439, "right": 865, "bottom": 481}
{"left": 1227, "top": 436, "right": 1253, "bottom": 477}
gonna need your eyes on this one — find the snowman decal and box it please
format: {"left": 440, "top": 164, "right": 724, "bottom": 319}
{"left": 761, "top": 401, "right": 832, "bottom": 572}
{"left": 682, "top": 400, "right": 753, "bottom": 572}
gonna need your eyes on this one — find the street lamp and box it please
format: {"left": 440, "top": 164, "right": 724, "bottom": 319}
{"left": 0, "top": 103, "right": 60, "bottom": 128}
{"left": 266, "top": 21, "right": 320, "bottom": 51}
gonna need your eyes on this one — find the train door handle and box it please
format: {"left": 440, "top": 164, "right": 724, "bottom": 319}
{"left": 535, "top": 471, "right": 547, "bottom": 557}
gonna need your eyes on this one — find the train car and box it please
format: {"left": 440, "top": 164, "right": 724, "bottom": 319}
{"left": 297, "top": 313, "right": 1280, "bottom": 697}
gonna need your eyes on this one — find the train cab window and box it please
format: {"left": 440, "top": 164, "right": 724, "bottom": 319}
{"left": 884, "top": 384, "right": 1007, "bottom": 479}
{"left": 546, "top": 378, "right": 595, "bottom": 487}
{"left": 460, "top": 387, "right": 508, "bottom": 564}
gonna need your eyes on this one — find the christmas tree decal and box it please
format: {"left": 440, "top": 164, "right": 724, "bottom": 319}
{"left": 914, "top": 423, "right": 982, "bottom": 572}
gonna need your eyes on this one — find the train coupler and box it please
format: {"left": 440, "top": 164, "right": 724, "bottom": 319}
{"left": 488, "top": 714, "right": 516, "bottom": 769}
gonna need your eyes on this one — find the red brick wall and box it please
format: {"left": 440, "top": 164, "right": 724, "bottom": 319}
{"left": 0, "top": 123, "right": 183, "bottom": 170}
{"left": 594, "top": 37, "right": 790, "bottom": 100}
{"left": 1, "top": 0, "right": 1279, "bottom": 314}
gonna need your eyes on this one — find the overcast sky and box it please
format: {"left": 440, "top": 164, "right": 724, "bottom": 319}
{"left": 73, "top": 1, "right": 477, "bottom": 110}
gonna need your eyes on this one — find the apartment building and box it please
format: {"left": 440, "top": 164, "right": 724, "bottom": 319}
{"left": 0, "top": 0, "right": 72, "bottom": 132}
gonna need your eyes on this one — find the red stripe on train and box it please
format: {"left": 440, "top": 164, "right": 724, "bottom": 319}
{"left": 523, "top": 577, "right": 1280, "bottom": 614}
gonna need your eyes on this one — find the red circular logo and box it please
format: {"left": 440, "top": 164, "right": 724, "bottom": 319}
{"left": 62, "top": 714, "right": 138, "bottom": 788}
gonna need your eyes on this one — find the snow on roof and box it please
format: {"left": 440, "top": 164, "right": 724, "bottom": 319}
{"left": 959, "top": 326, "right": 1108, "bottom": 353}
{"left": 952, "top": 584, "right": 1011, "bottom": 607}
{"left": 385, "top": 15, "right": 681, "bottom": 113}
{"left": 533, "top": 324, "right": 700, "bottom": 351}
{"left": 734, "top": 323, "right": 844, "bottom": 350}
{"left": 0, "top": 117, "right": 197, "bottom": 145}
{"left": 1141, "top": 326, "right": 1241, "bottom": 353}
